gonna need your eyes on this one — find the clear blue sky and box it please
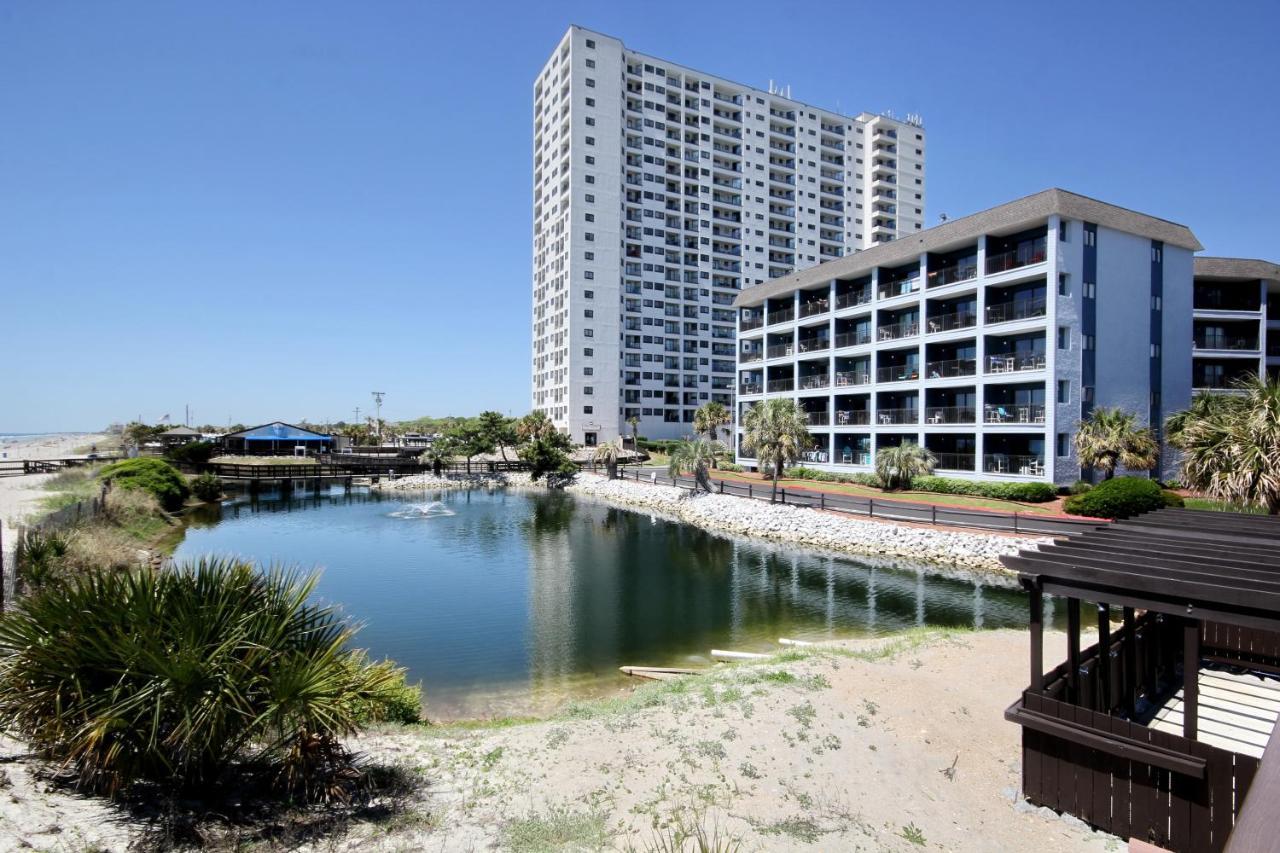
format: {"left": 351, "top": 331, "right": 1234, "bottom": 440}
{"left": 4, "top": 1, "right": 1277, "bottom": 433}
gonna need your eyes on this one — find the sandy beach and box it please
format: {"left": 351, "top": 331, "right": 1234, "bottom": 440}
{"left": 0, "top": 432, "right": 109, "bottom": 542}
{"left": 0, "top": 629, "right": 1114, "bottom": 852}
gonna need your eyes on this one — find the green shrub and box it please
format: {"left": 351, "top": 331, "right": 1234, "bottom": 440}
{"left": 717, "top": 462, "right": 745, "bottom": 473}
{"left": 910, "top": 476, "right": 1057, "bottom": 503}
{"left": 163, "top": 441, "right": 214, "bottom": 466}
{"left": 1063, "top": 476, "right": 1167, "bottom": 519}
{"left": 99, "top": 458, "right": 189, "bottom": 511}
{"left": 0, "top": 558, "right": 408, "bottom": 797}
{"left": 190, "top": 472, "right": 222, "bottom": 502}
{"left": 15, "top": 528, "right": 70, "bottom": 594}
{"left": 1069, "top": 480, "right": 1093, "bottom": 495}
{"left": 1162, "top": 489, "right": 1186, "bottom": 508}
{"left": 636, "top": 438, "right": 682, "bottom": 456}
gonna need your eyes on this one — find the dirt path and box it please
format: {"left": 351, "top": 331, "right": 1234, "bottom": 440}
{"left": 0, "top": 629, "right": 1118, "bottom": 851}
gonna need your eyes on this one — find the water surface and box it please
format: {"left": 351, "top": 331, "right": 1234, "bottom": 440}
{"left": 176, "top": 488, "right": 1034, "bottom": 718}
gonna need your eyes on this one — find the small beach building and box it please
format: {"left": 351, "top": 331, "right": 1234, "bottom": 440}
{"left": 219, "top": 422, "right": 335, "bottom": 456}
{"left": 158, "top": 426, "right": 202, "bottom": 448}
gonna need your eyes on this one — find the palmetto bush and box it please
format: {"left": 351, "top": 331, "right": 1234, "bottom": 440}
{"left": 0, "top": 557, "right": 416, "bottom": 799}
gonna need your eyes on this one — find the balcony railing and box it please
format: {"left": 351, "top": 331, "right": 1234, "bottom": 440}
{"left": 798, "top": 373, "right": 831, "bottom": 390}
{"left": 768, "top": 308, "right": 795, "bottom": 325}
{"left": 877, "top": 277, "right": 920, "bottom": 300}
{"left": 740, "top": 351, "right": 763, "bottom": 363}
{"left": 739, "top": 382, "right": 762, "bottom": 395}
{"left": 986, "top": 297, "right": 1048, "bottom": 324}
{"left": 924, "top": 406, "right": 976, "bottom": 424}
{"left": 924, "top": 357, "right": 977, "bottom": 379}
{"left": 834, "top": 370, "right": 871, "bottom": 387}
{"left": 986, "top": 353, "right": 1046, "bottom": 374}
{"left": 925, "top": 311, "right": 977, "bottom": 333}
{"left": 766, "top": 343, "right": 793, "bottom": 359}
{"left": 875, "top": 364, "right": 920, "bottom": 383}
{"left": 984, "top": 403, "right": 1046, "bottom": 424}
{"left": 875, "top": 408, "right": 919, "bottom": 425}
{"left": 933, "top": 452, "right": 975, "bottom": 471}
{"left": 835, "top": 289, "right": 872, "bottom": 310}
{"left": 834, "top": 410, "right": 870, "bottom": 426}
{"left": 805, "top": 411, "right": 830, "bottom": 426}
{"left": 796, "top": 337, "right": 830, "bottom": 353}
{"left": 1193, "top": 336, "right": 1260, "bottom": 351}
{"left": 834, "top": 449, "right": 872, "bottom": 465}
{"left": 985, "top": 238, "right": 1048, "bottom": 275}
{"left": 926, "top": 262, "right": 978, "bottom": 288}
{"left": 799, "top": 298, "right": 830, "bottom": 318}
{"left": 766, "top": 378, "right": 794, "bottom": 393}
{"left": 983, "top": 454, "right": 1045, "bottom": 476}
{"left": 877, "top": 320, "right": 919, "bottom": 341}
{"left": 834, "top": 330, "right": 872, "bottom": 348}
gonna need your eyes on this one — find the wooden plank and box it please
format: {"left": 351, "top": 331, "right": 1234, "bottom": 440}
{"left": 1108, "top": 714, "right": 1133, "bottom": 841}
{"left": 1007, "top": 703, "right": 1207, "bottom": 777}
{"left": 1128, "top": 718, "right": 1159, "bottom": 849}
{"left": 1072, "top": 701, "right": 1096, "bottom": 825}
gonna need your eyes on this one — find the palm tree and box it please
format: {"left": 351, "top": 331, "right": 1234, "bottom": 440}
{"left": 1164, "top": 391, "right": 1242, "bottom": 447}
{"left": 740, "top": 398, "right": 811, "bottom": 501}
{"left": 693, "top": 402, "right": 731, "bottom": 468}
{"left": 626, "top": 415, "right": 641, "bottom": 449}
{"left": 592, "top": 441, "right": 623, "bottom": 480}
{"left": 516, "top": 410, "right": 556, "bottom": 444}
{"left": 1074, "top": 407, "right": 1159, "bottom": 480}
{"left": 668, "top": 438, "right": 721, "bottom": 493}
{"left": 1171, "top": 375, "right": 1280, "bottom": 514}
{"left": 874, "top": 443, "right": 936, "bottom": 490}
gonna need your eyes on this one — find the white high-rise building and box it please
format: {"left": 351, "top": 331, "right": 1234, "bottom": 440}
{"left": 531, "top": 26, "right": 926, "bottom": 445}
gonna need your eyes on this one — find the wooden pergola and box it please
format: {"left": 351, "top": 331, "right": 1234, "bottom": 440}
{"left": 1003, "top": 508, "right": 1280, "bottom": 853}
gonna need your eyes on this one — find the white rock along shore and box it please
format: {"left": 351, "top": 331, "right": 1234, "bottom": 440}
{"left": 377, "top": 471, "right": 1047, "bottom": 576}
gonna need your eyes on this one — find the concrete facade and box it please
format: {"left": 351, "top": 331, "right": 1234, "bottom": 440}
{"left": 531, "top": 26, "right": 926, "bottom": 445}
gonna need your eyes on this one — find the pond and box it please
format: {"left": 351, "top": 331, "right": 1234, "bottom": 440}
{"left": 175, "top": 487, "right": 1036, "bottom": 719}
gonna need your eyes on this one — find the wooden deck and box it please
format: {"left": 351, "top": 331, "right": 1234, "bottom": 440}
{"left": 1149, "top": 667, "right": 1280, "bottom": 759}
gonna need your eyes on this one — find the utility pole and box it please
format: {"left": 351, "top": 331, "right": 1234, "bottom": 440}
{"left": 371, "top": 391, "right": 385, "bottom": 445}
{"left": 354, "top": 406, "right": 361, "bottom": 428}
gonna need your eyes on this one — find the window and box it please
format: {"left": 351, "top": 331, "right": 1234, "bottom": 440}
{"left": 585, "top": 78, "right": 595, "bottom": 88}
{"left": 585, "top": 59, "right": 595, "bottom": 69}
{"left": 1057, "top": 326, "right": 1070, "bottom": 350}
{"left": 585, "top": 97, "right": 595, "bottom": 107}
{"left": 1150, "top": 343, "right": 1161, "bottom": 358}
{"left": 1151, "top": 295, "right": 1162, "bottom": 310}
{"left": 1058, "top": 273, "right": 1070, "bottom": 296}
{"left": 1058, "top": 220, "right": 1068, "bottom": 242}
{"left": 583, "top": 347, "right": 593, "bottom": 356}
{"left": 584, "top": 251, "right": 594, "bottom": 260}
{"left": 585, "top": 155, "right": 595, "bottom": 165}
{"left": 1084, "top": 229, "right": 1096, "bottom": 247}
{"left": 584, "top": 117, "right": 595, "bottom": 127}
{"left": 584, "top": 213, "right": 594, "bottom": 223}
{"left": 585, "top": 232, "right": 594, "bottom": 241}
{"left": 583, "top": 405, "right": 593, "bottom": 414}
{"left": 1082, "top": 334, "right": 1095, "bottom": 350}
{"left": 583, "top": 309, "right": 593, "bottom": 318}
{"left": 585, "top": 174, "right": 594, "bottom": 184}
{"left": 1057, "top": 433, "right": 1071, "bottom": 457}
{"left": 585, "top": 38, "right": 595, "bottom": 48}
{"left": 1084, "top": 281, "right": 1097, "bottom": 299}
{"left": 1057, "top": 380, "right": 1070, "bottom": 404}
{"left": 1152, "top": 246, "right": 1162, "bottom": 263}
{"left": 583, "top": 386, "right": 593, "bottom": 395}
{"left": 584, "top": 289, "right": 593, "bottom": 298}
{"left": 583, "top": 328, "right": 594, "bottom": 337}
{"left": 585, "top": 136, "right": 595, "bottom": 146}
{"left": 583, "top": 366, "right": 593, "bottom": 375}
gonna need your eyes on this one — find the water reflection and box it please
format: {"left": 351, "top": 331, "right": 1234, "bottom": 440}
{"left": 175, "top": 488, "right": 1038, "bottom": 718}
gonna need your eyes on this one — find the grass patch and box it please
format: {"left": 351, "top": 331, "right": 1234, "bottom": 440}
{"left": 38, "top": 464, "right": 106, "bottom": 512}
{"left": 501, "top": 805, "right": 611, "bottom": 852}
{"left": 1183, "top": 497, "right": 1269, "bottom": 514}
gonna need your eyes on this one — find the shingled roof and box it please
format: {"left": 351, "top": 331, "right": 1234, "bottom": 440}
{"left": 1193, "top": 256, "right": 1280, "bottom": 281}
{"left": 734, "top": 188, "right": 1202, "bottom": 308}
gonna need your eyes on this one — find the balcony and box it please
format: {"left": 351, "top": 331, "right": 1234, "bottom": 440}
{"left": 875, "top": 364, "right": 920, "bottom": 383}
{"left": 986, "top": 353, "right": 1046, "bottom": 374}
{"left": 924, "top": 357, "right": 977, "bottom": 379}
{"left": 767, "top": 377, "right": 795, "bottom": 393}
{"left": 1193, "top": 335, "right": 1260, "bottom": 351}
{"left": 924, "top": 406, "right": 976, "bottom": 425}
{"left": 927, "top": 259, "right": 978, "bottom": 288}
{"left": 798, "top": 298, "right": 830, "bottom": 318}
{"left": 877, "top": 277, "right": 920, "bottom": 300}
{"left": 877, "top": 319, "right": 919, "bottom": 341}
{"left": 798, "top": 373, "right": 831, "bottom": 391}
{"left": 836, "top": 289, "right": 872, "bottom": 310}
{"left": 983, "top": 453, "right": 1045, "bottom": 476}
{"left": 739, "top": 381, "right": 763, "bottom": 395}
{"left": 985, "top": 237, "right": 1047, "bottom": 275}
{"left": 933, "top": 452, "right": 975, "bottom": 471}
{"left": 983, "top": 404, "right": 1046, "bottom": 424}
{"left": 796, "top": 337, "right": 830, "bottom": 354}
{"left": 876, "top": 408, "right": 918, "bottom": 425}
{"left": 766, "top": 343, "right": 793, "bottom": 359}
{"left": 739, "top": 350, "right": 763, "bottom": 364}
{"left": 805, "top": 411, "right": 830, "bottom": 426}
{"left": 834, "top": 370, "right": 870, "bottom": 387}
{"left": 768, "top": 308, "right": 795, "bottom": 325}
{"left": 986, "top": 297, "right": 1047, "bottom": 325}
{"left": 834, "top": 409, "right": 870, "bottom": 426}
{"left": 926, "top": 310, "right": 977, "bottom": 333}
{"left": 834, "top": 330, "right": 872, "bottom": 348}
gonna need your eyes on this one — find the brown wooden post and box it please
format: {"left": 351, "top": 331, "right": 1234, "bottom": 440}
{"left": 1097, "top": 603, "right": 1111, "bottom": 712}
{"left": 1183, "top": 618, "right": 1200, "bottom": 740}
{"left": 1066, "top": 597, "right": 1081, "bottom": 702}
{"left": 1027, "top": 577, "right": 1044, "bottom": 692}
{"left": 1123, "top": 607, "right": 1137, "bottom": 717}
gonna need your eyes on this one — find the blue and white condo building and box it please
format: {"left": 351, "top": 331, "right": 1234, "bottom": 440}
{"left": 733, "top": 189, "right": 1204, "bottom": 485}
